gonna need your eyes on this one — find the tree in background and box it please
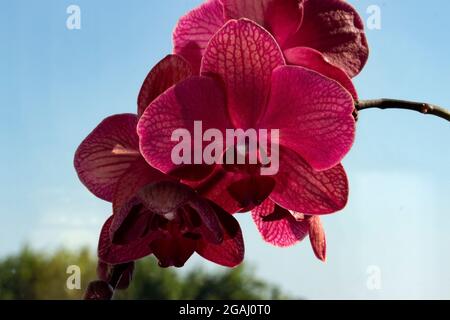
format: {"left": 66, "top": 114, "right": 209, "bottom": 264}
{"left": 0, "top": 247, "right": 290, "bottom": 300}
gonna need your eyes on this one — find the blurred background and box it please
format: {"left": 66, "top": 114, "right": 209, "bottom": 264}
{"left": 0, "top": 248, "right": 287, "bottom": 299}
{"left": 0, "top": 0, "right": 449, "bottom": 299}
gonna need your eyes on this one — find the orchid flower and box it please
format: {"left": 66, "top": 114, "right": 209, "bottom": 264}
{"left": 138, "top": 20, "right": 355, "bottom": 256}
{"left": 173, "top": 0, "right": 368, "bottom": 98}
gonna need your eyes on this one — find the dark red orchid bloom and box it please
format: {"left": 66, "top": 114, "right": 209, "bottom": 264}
{"left": 74, "top": 56, "right": 244, "bottom": 269}
{"left": 99, "top": 181, "right": 244, "bottom": 268}
{"left": 138, "top": 20, "right": 354, "bottom": 217}
{"left": 173, "top": 0, "right": 368, "bottom": 97}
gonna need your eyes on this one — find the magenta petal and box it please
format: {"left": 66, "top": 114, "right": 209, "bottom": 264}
{"left": 261, "top": 66, "right": 355, "bottom": 171}
{"left": 284, "top": 47, "right": 358, "bottom": 99}
{"left": 169, "top": 165, "right": 216, "bottom": 181}
{"left": 223, "top": 0, "right": 271, "bottom": 25}
{"left": 252, "top": 199, "right": 309, "bottom": 247}
{"left": 201, "top": 19, "right": 285, "bottom": 128}
{"left": 138, "top": 76, "right": 230, "bottom": 179}
{"left": 98, "top": 216, "right": 159, "bottom": 264}
{"left": 223, "top": 0, "right": 303, "bottom": 46}
{"left": 173, "top": 0, "right": 226, "bottom": 72}
{"left": 264, "top": 0, "right": 303, "bottom": 46}
{"left": 290, "top": 0, "right": 369, "bottom": 77}
{"left": 196, "top": 202, "right": 244, "bottom": 267}
{"left": 74, "top": 114, "right": 141, "bottom": 202}
{"left": 309, "top": 216, "right": 327, "bottom": 262}
{"left": 270, "top": 147, "right": 349, "bottom": 214}
{"left": 137, "top": 55, "right": 193, "bottom": 117}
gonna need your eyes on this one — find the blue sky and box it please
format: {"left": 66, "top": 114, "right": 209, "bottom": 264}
{"left": 1, "top": 0, "right": 449, "bottom": 299}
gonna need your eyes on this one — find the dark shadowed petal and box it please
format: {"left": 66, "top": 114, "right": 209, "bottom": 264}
{"left": 288, "top": 0, "right": 369, "bottom": 77}
{"left": 97, "top": 261, "right": 112, "bottom": 283}
{"left": 137, "top": 55, "right": 193, "bottom": 117}
{"left": 270, "top": 147, "right": 349, "bottom": 214}
{"left": 201, "top": 19, "right": 285, "bottom": 128}
{"left": 111, "top": 201, "right": 153, "bottom": 245}
{"left": 188, "top": 197, "right": 224, "bottom": 244}
{"left": 193, "top": 166, "right": 274, "bottom": 214}
{"left": 113, "top": 180, "right": 223, "bottom": 244}
{"left": 112, "top": 159, "right": 168, "bottom": 215}
{"left": 284, "top": 47, "right": 358, "bottom": 99}
{"left": 138, "top": 76, "right": 230, "bottom": 180}
{"left": 252, "top": 199, "right": 309, "bottom": 247}
{"left": 97, "top": 261, "right": 135, "bottom": 290}
{"left": 191, "top": 167, "right": 246, "bottom": 214}
{"left": 173, "top": 0, "right": 226, "bottom": 72}
{"left": 74, "top": 114, "right": 140, "bottom": 202}
{"left": 196, "top": 201, "right": 245, "bottom": 267}
{"left": 308, "top": 216, "right": 327, "bottom": 261}
{"left": 137, "top": 181, "right": 196, "bottom": 214}
{"left": 261, "top": 66, "right": 355, "bottom": 171}
{"left": 150, "top": 230, "right": 197, "bottom": 268}
{"left": 136, "top": 181, "right": 223, "bottom": 244}
{"left": 223, "top": 0, "right": 303, "bottom": 46}
{"left": 112, "top": 158, "right": 170, "bottom": 217}
{"left": 114, "top": 264, "right": 135, "bottom": 290}
{"left": 98, "top": 216, "right": 159, "bottom": 265}
{"left": 227, "top": 176, "right": 275, "bottom": 211}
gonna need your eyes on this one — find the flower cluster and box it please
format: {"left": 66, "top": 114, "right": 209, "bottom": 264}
{"left": 75, "top": 0, "right": 368, "bottom": 298}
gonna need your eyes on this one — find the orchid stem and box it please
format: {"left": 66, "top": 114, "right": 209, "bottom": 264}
{"left": 356, "top": 99, "right": 450, "bottom": 122}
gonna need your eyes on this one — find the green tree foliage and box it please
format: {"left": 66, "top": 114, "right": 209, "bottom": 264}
{"left": 0, "top": 247, "right": 289, "bottom": 300}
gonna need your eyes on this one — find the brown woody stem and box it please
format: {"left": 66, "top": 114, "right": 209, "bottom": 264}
{"left": 355, "top": 99, "right": 450, "bottom": 122}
